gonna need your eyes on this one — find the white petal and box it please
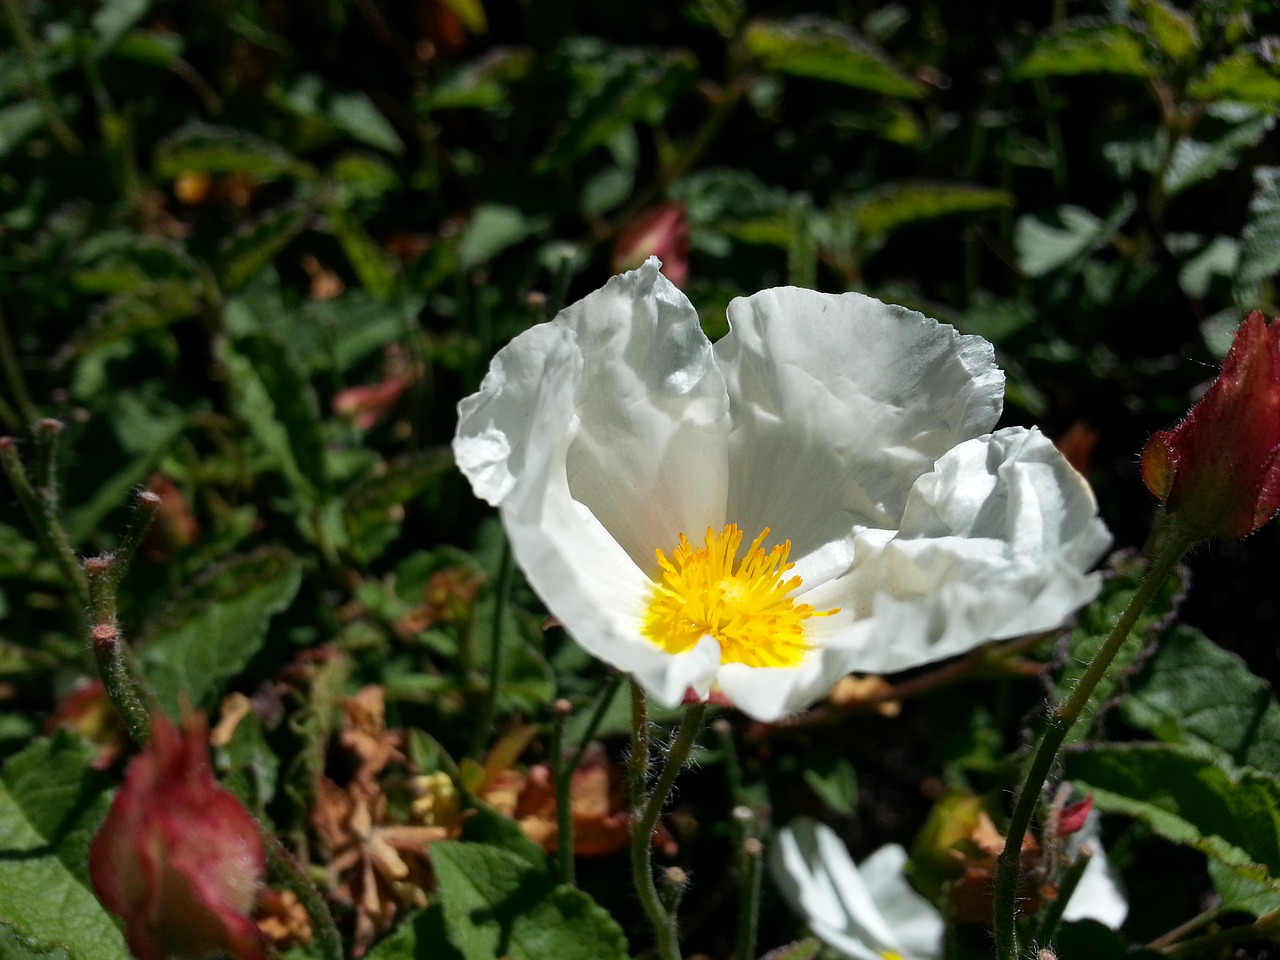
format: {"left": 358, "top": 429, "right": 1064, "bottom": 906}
{"left": 717, "top": 634, "right": 872, "bottom": 723}
{"left": 808, "top": 427, "right": 1111, "bottom": 674}
{"left": 458, "top": 310, "right": 721, "bottom": 707}
{"left": 859, "top": 845, "right": 945, "bottom": 960}
{"left": 717, "top": 287, "right": 1004, "bottom": 562}
{"left": 1063, "top": 815, "right": 1128, "bottom": 929}
{"left": 560, "top": 258, "right": 731, "bottom": 567}
{"left": 454, "top": 259, "right": 735, "bottom": 705}
{"left": 771, "top": 820, "right": 899, "bottom": 960}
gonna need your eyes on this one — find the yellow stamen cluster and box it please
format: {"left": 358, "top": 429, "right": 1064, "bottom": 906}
{"left": 642, "top": 524, "right": 836, "bottom": 668}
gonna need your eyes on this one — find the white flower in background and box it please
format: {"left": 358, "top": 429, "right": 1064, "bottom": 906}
{"left": 1062, "top": 813, "right": 1128, "bottom": 929}
{"left": 772, "top": 818, "right": 1127, "bottom": 960}
{"left": 453, "top": 258, "right": 1110, "bottom": 722}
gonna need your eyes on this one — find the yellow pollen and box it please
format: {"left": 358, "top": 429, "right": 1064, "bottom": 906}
{"left": 642, "top": 524, "right": 838, "bottom": 668}
{"left": 879, "top": 953, "right": 906, "bottom": 960}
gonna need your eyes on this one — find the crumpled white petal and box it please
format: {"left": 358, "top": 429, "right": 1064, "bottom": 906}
{"left": 800, "top": 426, "right": 1113, "bottom": 675}
{"left": 454, "top": 257, "right": 1111, "bottom": 721}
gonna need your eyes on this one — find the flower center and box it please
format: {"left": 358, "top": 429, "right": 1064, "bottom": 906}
{"left": 879, "top": 953, "right": 906, "bottom": 960}
{"left": 642, "top": 524, "right": 837, "bottom": 668}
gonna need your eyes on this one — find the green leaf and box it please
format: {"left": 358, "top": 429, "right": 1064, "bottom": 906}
{"left": 91, "top": 0, "right": 150, "bottom": 52}
{"left": 1014, "top": 196, "right": 1137, "bottom": 278}
{"left": 1066, "top": 742, "right": 1280, "bottom": 892}
{"left": 457, "top": 204, "right": 548, "bottom": 269}
{"left": 1123, "top": 626, "right": 1280, "bottom": 775}
{"left": 1209, "top": 858, "right": 1280, "bottom": 916}
{"left": 1175, "top": 235, "right": 1239, "bottom": 299}
{"left": 326, "top": 205, "right": 396, "bottom": 298}
{"left": 141, "top": 547, "right": 302, "bottom": 712}
{"left": 1162, "top": 104, "right": 1275, "bottom": 198}
{"left": 223, "top": 332, "right": 330, "bottom": 505}
{"left": 1131, "top": 0, "right": 1198, "bottom": 61}
{"left": 1238, "top": 166, "right": 1280, "bottom": 288}
{"left": 219, "top": 203, "right": 313, "bottom": 291}
{"left": 538, "top": 43, "right": 698, "bottom": 169}
{"left": 422, "top": 51, "right": 533, "bottom": 112}
{"left": 365, "top": 905, "right": 463, "bottom": 960}
{"left": 855, "top": 182, "right": 1010, "bottom": 238}
{"left": 802, "top": 752, "right": 858, "bottom": 816}
{"left": 744, "top": 18, "right": 924, "bottom": 98}
{"left": 1014, "top": 23, "right": 1153, "bottom": 80}
{"left": 153, "top": 123, "right": 302, "bottom": 182}
{"left": 1189, "top": 50, "right": 1280, "bottom": 110}
{"left": 431, "top": 842, "right": 629, "bottom": 960}
{"left": 0, "top": 733, "right": 129, "bottom": 960}
{"left": 328, "top": 92, "right": 404, "bottom": 155}
{"left": 56, "top": 278, "right": 199, "bottom": 363}
{"left": 344, "top": 449, "right": 455, "bottom": 564}
{"left": 216, "top": 709, "right": 280, "bottom": 821}
{"left": 0, "top": 101, "right": 44, "bottom": 160}
{"left": 64, "top": 389, "right": 186, "bottom": 542}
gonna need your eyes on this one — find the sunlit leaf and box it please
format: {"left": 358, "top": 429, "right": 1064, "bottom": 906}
{"left": 1189, "top": 50, "right": 1280, "bottom": 109}
{"left": 1015, "top": 23, "right": 1153, "bottom": 79}
{"left": 0, "top": 734, "right": 128, "bottom": 960}
{"left": 744, "top": 17, "right": 924, "bottom": 97}
{"left": 1067, "top": 743, "right": 1280, "bottom": 893}
{"left": 141, "top": 547, "right": 303, "bottom": 712}
{"left": 1124, "top": 626, "right": 1280, "bottom": 775}
{"left": 431, "top": 842, "right": 629, "bottom": 960}
{"left": 153, "top": 123, "right": 302, "bottom": 182}
{"left": 855, "top": 182, "right": 1010, "bottom": 238}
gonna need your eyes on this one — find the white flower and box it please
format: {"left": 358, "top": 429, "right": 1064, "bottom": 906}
{"left": 772, "top": 818, "right": 1127, "bottom": 960}
{"left": 1062, "top": 812, "right": 1128, "bottom": 929}
{"left": 453, "top": 258, "right": 1110, "bottom": 722}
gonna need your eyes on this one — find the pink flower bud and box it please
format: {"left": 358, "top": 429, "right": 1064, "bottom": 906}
{"left": 333, "top": 376, "right": 411, "bottom": 430}
{"left": 89, "top": 712, "right": 267, "bottom": 960}
{"left": 1143, "top": 311, "right": 1280, "bottom": 540}
{"left": 612, "top": 204, "right": 690, "bottom": 287}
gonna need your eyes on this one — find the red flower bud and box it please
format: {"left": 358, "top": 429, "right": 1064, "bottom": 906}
{"left": 89, "top": 712, "right": 267, "bottom": 960}
{"left": 612, "top": 204, "right": 691, "bottom": 288}
{"left": 1143, "top": 311, "right": 1280, "bottom": 540}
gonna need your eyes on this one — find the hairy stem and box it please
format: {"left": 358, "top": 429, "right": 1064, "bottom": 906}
{"left": 994, "top": 535, "right": 1188, "bottom": 959}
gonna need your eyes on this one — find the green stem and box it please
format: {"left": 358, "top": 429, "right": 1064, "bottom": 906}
{"left": 0, "top": 437, "right": 90, "bottom": 610}
{"left": 551, "top": 701, "right": 575, "bottom": 886}
{"left": 1033, "top": 847, "right": 1090, "bottom": 947}
{"left": 1163, "top": 908, "right": 1280, "bottom": 959}
{"left": 629, "top": 682, "right": 706, "bottom": 960}
{"left": 90, "top": 622, "right": 152, "bottom": 746}
{"left": 566, "top": 672, "right": 623, "bottom": 774}
{"left": 0, "top": 0, "right": 81, "bottom": 153}
{"left": 262, "top": 832, "right": 344, "bottom": 960}
{"left": 993, "top": 534, "right": 1189, "bottom": 960}
{"left": 0, "top": 303, "right": 37, "bottom": 428}
{"left": 733, "top": 808, "right": 762, "bottom": 960}
{"left": 471, "top": 539, "right": 514, "bottom": 755}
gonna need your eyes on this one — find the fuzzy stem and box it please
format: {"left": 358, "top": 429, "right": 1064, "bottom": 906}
{"left": 629, "top": 683, "right": 707, "bottom": 960}
{"left": 89, "top": 622, "right": 152, "bottom": 745}
{"left": 994, "top": 535, "right": 1189, "bottom": 960}
{"left": 262, "top": 832, "right": 344, "bottom": 960}
{"left": 0, "top": 436, "right": 89, "bottom": 610}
